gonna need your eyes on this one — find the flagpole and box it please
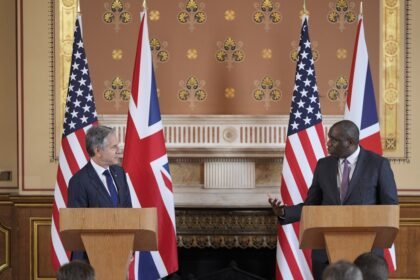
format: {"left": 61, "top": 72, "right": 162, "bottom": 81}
{"left": 360, "top": 1, "right": 363, "bottom": 16}
{"left": 76, "top": 0, "right": 83, "bottom": 37}
{"left": 301, "top": 0, "right": 309, "bottom": 20}
{"left": 143, "top": 0, "right": 147, "bottom": 10}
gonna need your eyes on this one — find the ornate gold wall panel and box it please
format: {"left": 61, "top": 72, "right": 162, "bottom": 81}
{"left": 57, "top": 0, "right": 78, "bottom": 160}
{"left": 381, "top": 0, "right": 408, "bottom": 159}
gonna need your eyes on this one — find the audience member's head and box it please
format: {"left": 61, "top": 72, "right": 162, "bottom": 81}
{"left": 322, "top": 260, "right": 363, "bottom": 280}
{"left": 354, "top": 252, "right": 389, "bottom": 280}
{"left": 56, "top": 261, "right": 95, "bottom": 280}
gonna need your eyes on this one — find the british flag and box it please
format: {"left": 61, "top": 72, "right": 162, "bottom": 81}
{"left": 345, "top": 14, "right": 396, "bottom": 272}
{"left": 122, "top": 11, "right": 178, "bottom": 279}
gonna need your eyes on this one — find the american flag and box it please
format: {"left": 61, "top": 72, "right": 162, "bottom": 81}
{"left": 344, "top": 15, "right": 397, "bottom": 271}
{"left": 276, "top": 16, "right": 327, "bottom": 280}
{"left": 123, "top": 11, "right": 178, "bottom": 279}
{"left": 50, "top": 15, "right": 98, "bottom": 270}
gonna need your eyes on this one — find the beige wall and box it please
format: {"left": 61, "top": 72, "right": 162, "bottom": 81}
{"left": 17, "top": 0, "right": 58, "bottom": 193}
{"left": 391, "top": 0, "right": 420, "bottom": 191}
{"left": 3, "top": 0, "right": 420, "bottom": 194}
{"left": 0, "top": 0, "right": 17, "bottom": 190}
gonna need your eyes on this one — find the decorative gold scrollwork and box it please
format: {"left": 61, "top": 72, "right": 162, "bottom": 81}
{"left": 103, "top": 76, "right": 131, "bottom": 109}
{"left": 103, "top": 0, "right": 132, "bottom": 32}
{"left": 150, "top": 38, "right": 169, "bottom": 69}
{"left": 327, "top": 75, "right": 348, "bottom": 109}
{"left": 327, "top": 0, "right": 356, "bottom": 32}
{"left": 224, "top": 10, "right": 236, "bottom": 21}
{"left": 224, "top": 88, "right": 235, "bottom": 99}
{"left": 253, "top": 77, "right": 282, "bottom": 109}
{"left": 178, "top": 0, "right": 207, "bottom": 31}
{"left": 253, "top": 0, "right": 282, "bottom": 31}
{"left": 215, "top": 37, "right": 245, "bottom": 70}
{"left": 178, "top": 76, "right": 207, "bottom": 109}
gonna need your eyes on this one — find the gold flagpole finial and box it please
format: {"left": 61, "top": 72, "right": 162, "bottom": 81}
{"left": 77, "top": 0, "right": 81, "bottom": 14}
{"left": 143, "top": 0, "right": 147, "bottom": 10}
{"left": 300, "top": 0, "right": 309, "bottom": 18}
{"left": 360, "top": 1, "right": 363, "bottom": 16}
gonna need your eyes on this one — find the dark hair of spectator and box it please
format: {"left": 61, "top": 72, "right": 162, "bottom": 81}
{"left": 56, "top": 261, "right": 95, "bottom": 280}
{"left": 322, "top": 260, "right": 363, "bottom": 280}
{"left": 354, "top": 252, "right": 389, "bottom": 280}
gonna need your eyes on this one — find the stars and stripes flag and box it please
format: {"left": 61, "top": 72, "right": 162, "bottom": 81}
{"left": 344, "top": 15, "right": 397, "bottom": 271}
{"left": 123, "top": 11, "right": 178, "bottom": 279}
{"left": 276, "top": 15, "right": 327, "bottom": 280}
{"left": 50, "top": 15, "right": 98, "bottom": 270}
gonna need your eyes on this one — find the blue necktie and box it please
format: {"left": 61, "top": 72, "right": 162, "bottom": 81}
{"left": 103, "top": 169, "right": 118, "bottom": 207}
{"left": 340, "top": 159, "right": 350, "bottom": 203}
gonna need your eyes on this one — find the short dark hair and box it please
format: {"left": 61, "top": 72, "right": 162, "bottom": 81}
{"left": 331, "top": 120, "right": 360, "bottom": 144}
{"left": 85, "top": 126, "right": 115, "bottom": 157}
{"left": 56, "top": 261, "right": 95, "bottom": 280}
{"left": 322, "top": 260, "right": 362, "bottom": 280}
{"left": 354, "top": 252, "right": 388, "bottom": 280}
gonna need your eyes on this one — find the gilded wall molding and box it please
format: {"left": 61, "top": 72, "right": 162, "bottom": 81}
{"left": 56, "top": 0, "right": 77, "bottom": 161}
{"left": 400, "top": 218, "right": 420, "bottom": 226}
{"left": 0, "top": 222, "right": 10, "bottom": 273}
{"left": 30, "top": 218, "right": 54, "bottom": 280}
{"left": 381, "top": 0, "right": 409, "bottom": 161}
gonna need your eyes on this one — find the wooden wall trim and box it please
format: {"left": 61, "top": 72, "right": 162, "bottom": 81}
{"left": 0, "top": 194, "right": 419, "bottom": 279}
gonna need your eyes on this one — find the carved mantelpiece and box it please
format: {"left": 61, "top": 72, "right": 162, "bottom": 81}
{"left": 100, "top": 114, "right": 342, "bottom": 157}
{"left": 176, "top": 208, "right": 277, "bottom": 249}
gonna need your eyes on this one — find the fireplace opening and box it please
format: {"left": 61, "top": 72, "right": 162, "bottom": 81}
{"left": 166, "top": 247, "right": 276, "bottom": 280}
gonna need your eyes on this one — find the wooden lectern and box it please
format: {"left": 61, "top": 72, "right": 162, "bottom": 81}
{"left": 299, "top": 205, "right": 399, "bottom": 263}
{"left": 60, "top": 208, "right": 158, "bottom": 280}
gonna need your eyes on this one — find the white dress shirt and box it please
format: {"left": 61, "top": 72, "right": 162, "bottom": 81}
{"left": 90, "top": 159, "right": 118, "bottom": 196}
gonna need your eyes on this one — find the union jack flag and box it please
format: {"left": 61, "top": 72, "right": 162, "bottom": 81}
{"left": 276, "top": 15, "right": 327, "bottom": 280}
{"left": 51, "top": 15, "right": 98, "bottom": 270}
{"left": 345, "top": 14, "right": 397, "bottom": 271}
{"left": 123, "top": 11, "right": 178, "bottom": 279}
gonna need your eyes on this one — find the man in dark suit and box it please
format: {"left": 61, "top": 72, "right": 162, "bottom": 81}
{"left": 268, "top": 120, "right": 398, "bottom": 280}
{"left": 68, "top": 125, "right": 132, "bottom": 260}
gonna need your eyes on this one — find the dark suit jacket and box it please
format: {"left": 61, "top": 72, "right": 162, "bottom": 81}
{"left": 67, "top": 161, "right": 132, "bottom": 261}
{"left": 67, "top": 161, "right": 132, "bottom": 208}
{"left": 279, "top": 147, "right": 398, "bottom": 279}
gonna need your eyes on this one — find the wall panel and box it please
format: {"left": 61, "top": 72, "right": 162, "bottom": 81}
{"left": 0, "top": 195, "right": 419, "bottom": 279}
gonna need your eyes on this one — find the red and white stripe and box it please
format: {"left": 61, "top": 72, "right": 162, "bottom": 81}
{"left": 51, "top": 124, "right": 95, "bottom": 269}
{"left": 277, "top": 124, "right": 327, "bottom": 280}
